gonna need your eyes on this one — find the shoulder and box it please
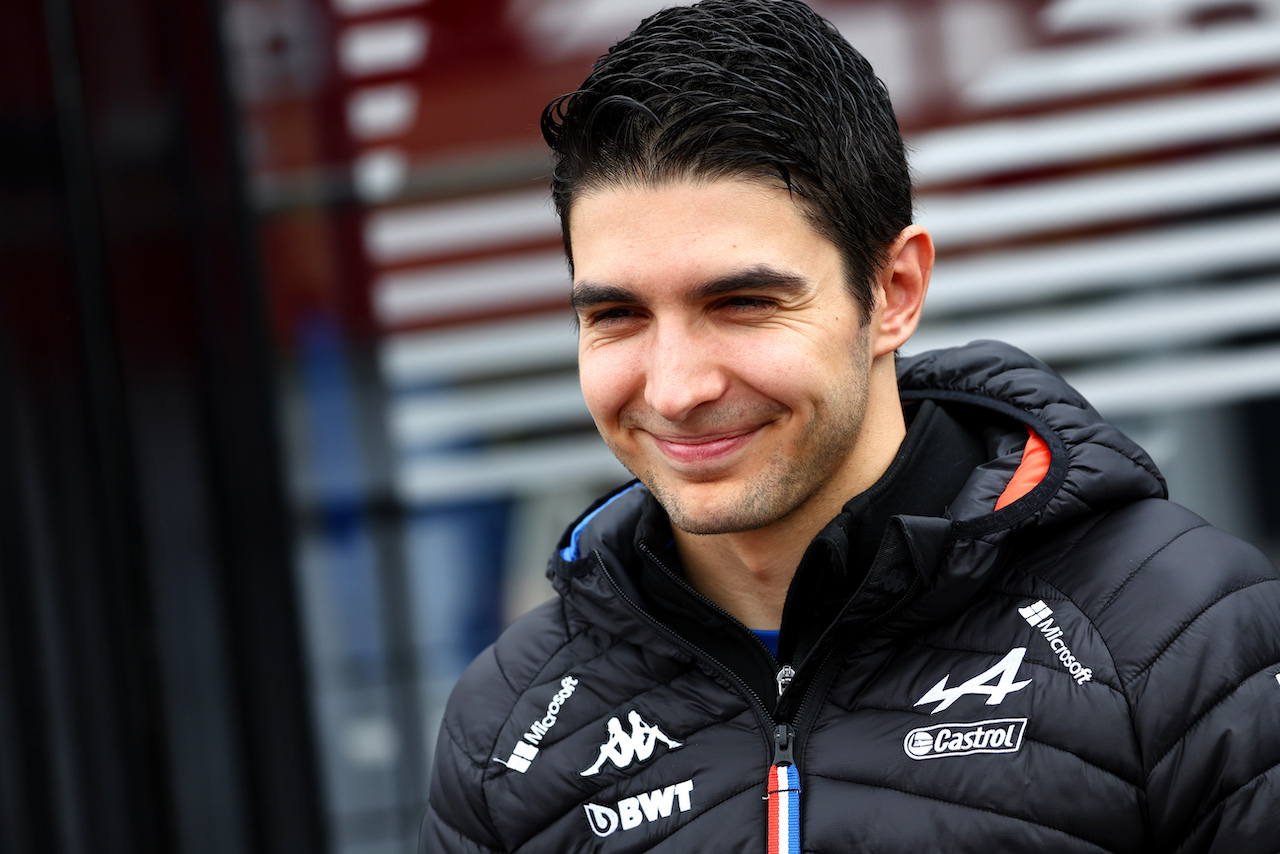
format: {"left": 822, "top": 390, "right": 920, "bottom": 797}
{"left": 425, "top": 597, "right": 579, "bottom": 850}
{"left": 1079, "top": 502, "right": 1278, "bottom": 727}
{"left": 426, "top": 590, "right": 627, "bottom": 849}
{"left": 1003, "top": 499, "right": 1280, "bottom": 756}
{"left": 438, "top": 597, "right": 588, "bottom": 761}
{"left": 1008, "top": 501, "right": 1280, "bottom": 686}
{"left": 1018, "top": 498, "right": 1278, "bottom": 677}
{"left": 1012, "top": 499, "right": 1280, "bottom": 849}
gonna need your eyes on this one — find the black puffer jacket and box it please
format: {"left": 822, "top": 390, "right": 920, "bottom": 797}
{"left": 421, "top": 342, "right": 1280, "bottom": 853}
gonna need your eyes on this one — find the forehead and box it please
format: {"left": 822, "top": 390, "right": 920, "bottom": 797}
{"left": 567, "top": 178, "right": 843, "bottom": 294}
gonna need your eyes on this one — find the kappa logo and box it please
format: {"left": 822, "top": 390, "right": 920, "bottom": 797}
{"left": 914, "top": 648, "right": 1032, "bottom": 714}
{"left": 583, "top": 779, "right": 695, "bottom": 838}
{"left": 493, "top": 675, "right": 579, "bottom": 773}
{"left": 580, "top": 710, "right": 683, "bottom": 776}
{"left": 904, "top": 718, "right": 1028, "bottom": 760}
{"left": 1019, "top": 600, "right": 1094, "bottom": 686}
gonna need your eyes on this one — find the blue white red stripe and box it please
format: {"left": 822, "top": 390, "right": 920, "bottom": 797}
{"left": 766, "top": 763, "right": 800, "bottom": 854}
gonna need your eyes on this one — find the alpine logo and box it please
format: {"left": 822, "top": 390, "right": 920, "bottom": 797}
{"left": 580, "top": 710, "right": 683, "bottom": 776}
{"left": 1019, "top": 600, "right": 1094, "bottom": 686}
{"left": 904, "top": 718, "right": 1027, "bottom": 760}
{"left": 914, "top": 648, "right": 1032, "bottom": 714}
{"left": 583, "top": 779, "right": 694, "bottom": 838}
{"left": 493, "top": 675, "right": 579, "bottom": 773}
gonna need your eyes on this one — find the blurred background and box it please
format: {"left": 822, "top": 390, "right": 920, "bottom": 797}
{"left": 3, "top": 0, "right": 1279, "bottom": 852}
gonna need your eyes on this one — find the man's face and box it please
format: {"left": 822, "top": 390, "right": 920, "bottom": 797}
{"left": 570, "top": 178, "right": 880, "bottom": 536}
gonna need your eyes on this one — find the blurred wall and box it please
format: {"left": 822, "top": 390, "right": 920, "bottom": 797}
{"left": 4, "top": 2, "right": 1279, "bottom": 854}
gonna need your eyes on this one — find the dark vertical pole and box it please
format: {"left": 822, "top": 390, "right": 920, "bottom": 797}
{"left": 1, "top": 0, "right": 175, "bottom": 849}
{"left": 0, "top": 0, "right": 328, "bottom": 851}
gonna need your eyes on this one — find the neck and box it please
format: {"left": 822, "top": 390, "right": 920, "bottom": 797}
{"left": 673, "top": 357, "right": 906, "bottom": 630}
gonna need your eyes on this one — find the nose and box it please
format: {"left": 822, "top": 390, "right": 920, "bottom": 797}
{"left": 643, "top": 322, "right": 729, "bottom": 423}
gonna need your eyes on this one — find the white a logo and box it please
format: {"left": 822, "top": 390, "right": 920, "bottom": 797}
{"left": 914, "top": 648, "right": 1032, "bottom": 714}
{"left": 580, "top": 710, "right": 683, "bottom": 776}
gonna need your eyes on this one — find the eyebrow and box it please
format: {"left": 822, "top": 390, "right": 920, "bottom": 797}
{"left": 692, "top": 267, "right": 811, "bottom": 301}
{"left": 570, "top": 283, "right": 639, "bottom": 313}
{"left": 570, "top": 266, "right": 811, "bottom": 313}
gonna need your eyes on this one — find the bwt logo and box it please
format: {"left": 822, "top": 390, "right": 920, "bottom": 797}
{"left": 583, "top": 779, "right": 694, "bottom": 838}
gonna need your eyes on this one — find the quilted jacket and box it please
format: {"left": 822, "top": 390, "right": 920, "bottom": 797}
{"left": 421, "top": 341, "right": 1280, "bottom": 853}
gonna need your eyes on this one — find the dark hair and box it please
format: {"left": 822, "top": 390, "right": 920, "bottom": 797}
{"left": 541, "top": 0, "right": 913, "bottom": 318}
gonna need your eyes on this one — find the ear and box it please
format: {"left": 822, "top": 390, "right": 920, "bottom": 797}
{"left": 871, "top": 225, "right": 933, "bottom": 358}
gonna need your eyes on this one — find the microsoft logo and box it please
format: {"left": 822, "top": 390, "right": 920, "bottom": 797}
{"left": 1018, "top": 600, "right": 1053, "bottom": 628}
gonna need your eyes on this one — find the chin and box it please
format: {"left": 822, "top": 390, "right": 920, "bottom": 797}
{"left": 650, "top": 481, "right": 790, "bottom": 537}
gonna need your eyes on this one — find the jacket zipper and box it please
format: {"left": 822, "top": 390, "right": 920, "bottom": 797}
{"left": 767, "top": 722, "right": 801, "bottom": 854}
{"left": 765, "top": 575, "right": 920, "bottom": 854}
{"left": 603, "top": 546, "right": 921, "bottom": 853}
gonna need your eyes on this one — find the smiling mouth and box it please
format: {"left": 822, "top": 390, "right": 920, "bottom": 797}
{"left": 650, "top": 428, "right": 759, "bottom": 466}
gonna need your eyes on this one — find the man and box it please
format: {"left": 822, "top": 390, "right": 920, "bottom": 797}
{"left": 421, "top": 1, "right": 1280, "bottom": 851}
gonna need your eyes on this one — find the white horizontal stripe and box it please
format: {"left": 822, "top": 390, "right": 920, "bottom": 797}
{"left": 910, "top": 79, "right": 1280, "bottom": 185}
{"left": 911, "top": 276, "right": 1280, "bottom": 362}
{"left": 519, "top": 0, "right": 698, "bottom": 59}
{"left": 395, "top": 437, "right": 628, "bottom": 503}
{"left": 374, "top": 250, "right": 569, "bottom": 325}
{"left": 919, "top": 146, "right": 1280, "bottom": 248}
{"left": 332, "top": 0, "right": 426, "bottom": 15}
{"left": 338, "top": 19, "right": 428, "bottom": 77}
{"left": 365, "top": 189, "right": 557, "bottom": 263}
{"left": 348, "top": 84, "right": 419, "bottom": 140}
{"left": 969, "top": 21, "right": 1280, "bottom": 106}
{"left": 1064, "top": 343, "right": 1280, "bottom": 418}
{"left": 926, "top": 211, "right": 1280, "bottom": 313}
{"left": 389, "top": 374, "right": 588, "bottom": 447}
{"left": 1044, "top": 0, "right": 1271, "bottom": 34}
{"left": 379, "top": 314, "right": 576, "bottom": 385}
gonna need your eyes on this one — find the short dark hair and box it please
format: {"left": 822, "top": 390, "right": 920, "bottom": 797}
{"left": 541, "top": 0, "right": 913, "bottom": 318}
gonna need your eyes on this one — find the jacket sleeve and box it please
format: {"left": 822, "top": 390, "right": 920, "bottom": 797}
{"left": 419, "top": 646, "right": 508, "bottom": 854}
{"left": 1119, "top": 522, "right": 1280, "bottom": 853}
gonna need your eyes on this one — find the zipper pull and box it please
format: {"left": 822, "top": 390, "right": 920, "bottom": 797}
{"left": 766, "top": 723, "right": 801, "bottom": 853}
{"left": 776, "top": 663, "right": 795, "bottom": 697}
{"left": 772, "top": 723, "right": 795, "bottom": 766}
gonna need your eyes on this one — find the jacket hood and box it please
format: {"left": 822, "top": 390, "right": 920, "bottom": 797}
{"left": 898, "top": 339, "right": 1166, "bottom": 530}
{"left": 548, "top": 341, "right": 1168, "bottom": 639}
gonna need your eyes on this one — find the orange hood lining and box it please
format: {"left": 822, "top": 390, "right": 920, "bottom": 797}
{"left": 995, "top": 427, "right": 1051, "bottom": 511}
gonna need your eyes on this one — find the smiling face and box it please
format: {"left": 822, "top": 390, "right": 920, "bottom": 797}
{"left": 571, "top": 178, "right": 893, "bottom": 537}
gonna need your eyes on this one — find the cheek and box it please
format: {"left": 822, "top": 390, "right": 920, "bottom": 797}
{"left": 578, "top": 349, "right": 637, "bottom": 424}
{"left": 732, "top": 335, "right": 853, "bottom": 404}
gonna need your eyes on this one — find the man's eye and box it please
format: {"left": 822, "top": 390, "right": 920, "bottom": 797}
{"left": 588, "top": 306, "right": 638, "bottom": 325}
{"left": 725, "top": 296, "right": 774, "bottom": 310}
